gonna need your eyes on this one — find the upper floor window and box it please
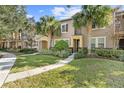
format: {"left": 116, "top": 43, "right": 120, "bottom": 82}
{"left": 74, "top": 28, "right": 81, "bottom": 35}
{"left": 92, "top": 22, "right": 105, "bottom": 30}
{"left": 92, "top": 23, "right": 97, "bottom": 29}
{"left": 61, "top": 23, "right": 68, "bottom": 33}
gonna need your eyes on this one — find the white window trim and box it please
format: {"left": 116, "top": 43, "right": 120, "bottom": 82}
{"left": 61, "top": 23, "right": 68, "bottom": 33}
{"left": 91, "top": 36, "right": 106, "bottom": 48}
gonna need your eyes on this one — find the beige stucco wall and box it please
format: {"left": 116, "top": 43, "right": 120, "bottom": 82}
{"left": 39, "top": 18, "right": 118, "bottom": 50}
{"left": 58, "top": 19, "right": 115, "bottom": 48}
{"left": 54, "top": 19, "right": 75, "bottom": 47}
{"left": 84, "top": 24, "right": 115, "bottom": 48}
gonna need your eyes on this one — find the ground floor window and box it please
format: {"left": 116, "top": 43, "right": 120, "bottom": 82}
{"left": 91, "top": 38, "right": 96, "bottom": 48}
{"left": 91, "top": 36, "right": 106, "bottom": 48}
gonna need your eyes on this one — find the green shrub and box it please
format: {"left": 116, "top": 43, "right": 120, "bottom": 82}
{"left": 40, "top": 49, "right": 71, "bottom": 58}
{"left": 0, "top": 48, "right": 8, "bottom": 52}
{"left": 93, "top": 48, "right": 124, "bottom": 59}
{"left": 74, "top": 53, "right": 83, "bottom": 59}
{"left": 74, "top": 48, "right": 88, "bottom": 59}
{"left": 19, "top": 48, "right": 37, "bottom": 54}
{"left": 82, "top": 48, "right": 88, "bottom": 55}
{"left": 59, "top": 50, "right": 70, "bottom": 58}
{"left": 54, "top": 40, "right": 69, "bottom": 51}
{"left": 119, "top": 55, "right": 124, "bottom": 61}
{"left": 53, "top": 50, "right": 71, "bottom": 58}
{"left": 40, "top": 49, "right": 53, "bottom": 55}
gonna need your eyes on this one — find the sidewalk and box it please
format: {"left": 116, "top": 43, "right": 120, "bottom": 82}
{"left": 0, "top": 52, "right": 16, "bottom": 87}
{"left": 5, "top": 54, "right": 74, "bottom": 83}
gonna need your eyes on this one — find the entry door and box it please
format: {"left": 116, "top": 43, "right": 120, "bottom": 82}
{"left": 73, "top": 39, "right": 80, "bottom": 52}
{"left": 119, "top": 39, "right": 124, "bottom": 49}
{"left": 42, "top": 40, "right": 48, "bottom": 49}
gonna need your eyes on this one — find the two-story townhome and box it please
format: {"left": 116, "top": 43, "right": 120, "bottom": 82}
{"left": 38, "top": 11, "right": 124, "bottom": 52}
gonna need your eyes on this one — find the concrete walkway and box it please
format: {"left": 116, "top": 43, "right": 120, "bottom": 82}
{"left": 5, "top": 54, "right": 74, "bottom": 83}
{"left": 0, "top": 52, "right": 16, "bottom": 87}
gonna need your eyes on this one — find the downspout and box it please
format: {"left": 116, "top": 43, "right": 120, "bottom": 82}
{"left": 113, "top": 11, "right": 116, "bottom": 49}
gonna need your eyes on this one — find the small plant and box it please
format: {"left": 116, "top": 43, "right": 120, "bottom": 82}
{"left": 40, "top": 49, "right": 71, "bottom": 58}
{"left": 54, "top": 40, "right": 69, "bottom": 51}
{"left": 119, "top": 55, "right": 124, "bottom": 61}
{"left": 74, "top": 48, "right": 88, "bottom": 59}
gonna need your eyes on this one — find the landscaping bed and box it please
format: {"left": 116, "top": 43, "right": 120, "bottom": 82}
{"left": 10, "top": 54, "right": 61, "bottom": 73}
{"left": 0, "top": 48, "right": 38, "bottom": 56}
{"left": 3, "top": 58, "right": 124, "bottom": 88}
{"left": 91, "top": 48, "right": 124, "bottom": 62}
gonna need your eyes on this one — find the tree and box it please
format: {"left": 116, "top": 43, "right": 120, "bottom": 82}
{"left": 39, "top": 16, "right": 61, "bottom": 48}
{"left": 72, "top": 12, "right": 84, "bottom": 33}
{"left": 24, "top": 17, "right": 36, "bottom": 48}
{"left": 0, "top": 5, "right": 27, "bottom": 38}
{"left": 54, "top": 40, "right": 69, "bottom": 51}
{"left": 72, "top": 5, "right": 112, "bottom": 54}
{"left": 35, "top": 22, "right": 41, "bottom": 34}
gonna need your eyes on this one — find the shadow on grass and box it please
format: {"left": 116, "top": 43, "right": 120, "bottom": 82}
{"left": 10, "top": 54, "right": 61, "bottom": 73}
{"left": 2, "top": 58, "right": 124, "bottom": 88}
{"left": 64, "top": 58, "right": 124, "bottom": 88}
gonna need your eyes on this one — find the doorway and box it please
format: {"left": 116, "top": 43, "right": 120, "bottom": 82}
{"left": 73, "top": 39, "right": 80, "bottom": 52}
{"left": 119, "top": 39, "right": 124, "bottom": 49}
{"left": 41, "top": 40, "right": 48, "bottom": 49}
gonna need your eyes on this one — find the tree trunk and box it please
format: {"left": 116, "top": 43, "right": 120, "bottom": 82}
{"left": 49, "top": 32, "right": 53, "bottom": 49}
{"left": 87, "top": 22, "right": 92, "bottom": 55}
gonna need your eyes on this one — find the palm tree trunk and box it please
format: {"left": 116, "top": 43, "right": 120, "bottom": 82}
{"left": 87, "top": 22, "right": 92, "bottom": 54}
{"left": 49, "top": 32, "right": 53, "bottom": 49}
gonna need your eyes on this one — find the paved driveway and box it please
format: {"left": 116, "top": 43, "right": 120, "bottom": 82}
{"left": 0, "top": 52, "right": 16, "bottom": 87}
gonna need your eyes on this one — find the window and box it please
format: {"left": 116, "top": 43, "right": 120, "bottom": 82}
{"left": 61, "top": 23, "right": 68, "bottom": 33}
{"left": 92, "top": 23, "right": 97, "bottom": 29}
{"left": 91, "top": 37, "right": 106, "bottom": 48}
{"left": 98, "top": 38, "right": 104, "bottom": 48}
{"left": 91, "top": 38, "right": 96, "bottom": 48}
{"left": 92, "top": 22, "right": 105, "bottom": 30}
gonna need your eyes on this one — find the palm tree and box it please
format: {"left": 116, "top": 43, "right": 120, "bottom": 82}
{"left": 72, "top": 12, "right": 84, "bottom": 33}
{"left": 72, "top": 5, "right": 112, "bottom": 54}
{"left": 24, "top": 17, "right": 36, "bottom": 48}
{"left": 39, "top": 16, "right": 61, "bottom": 48}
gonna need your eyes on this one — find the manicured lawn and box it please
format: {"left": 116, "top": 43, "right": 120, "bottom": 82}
{"left": 3, "top": 58, "right": 124, "bottom": 88}
{"left": 10, "top": 54, "right": 61, "bottom": 73}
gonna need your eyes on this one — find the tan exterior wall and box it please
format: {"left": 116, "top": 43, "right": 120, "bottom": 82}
{"left": 54, "top": 19, "right": 75, "bottom": 47}
{"left": 57, "top": 19, "right": 115, "bottom": 49}
{"left": 70, "top": 26, "right": 115, "bottom": 48}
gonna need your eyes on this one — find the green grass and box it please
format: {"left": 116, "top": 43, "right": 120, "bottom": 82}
{"left": 3, "top": 58, "right": 124, "bottom": 88}
{"left": 10, "top": 54, "right": 61, "bottom": 73}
